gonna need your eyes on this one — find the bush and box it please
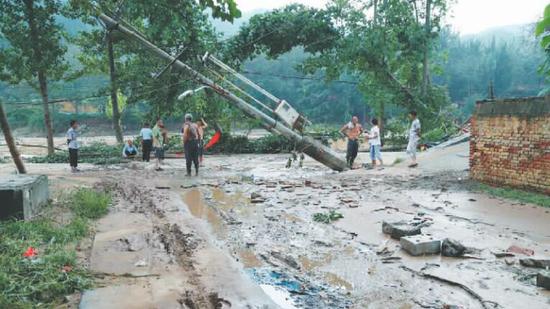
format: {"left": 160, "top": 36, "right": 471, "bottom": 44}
{"left": 28, "top": 142, "right": 125, "bottom": 165}
{"left": 313, "top": 210, "right": 344, "bottom": 223}
{"left": 70, "top": 188, "right": 111, "bottom": 219}
{"left": 207, "top": 134, "right": 293, "bottom": 154}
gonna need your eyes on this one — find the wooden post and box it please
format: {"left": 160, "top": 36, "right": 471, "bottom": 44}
{"left": 0, "top": 102, "right": 27, "bottom": 174}
{"left": 98, "top": 13, "right": 348, "bottom": 171}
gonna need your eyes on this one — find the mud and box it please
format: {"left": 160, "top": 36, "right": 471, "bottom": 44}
{"left": 2, "top": 143, "right": 549, "bottom": 308}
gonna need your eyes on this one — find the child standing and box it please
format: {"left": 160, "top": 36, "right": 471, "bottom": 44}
{"left": 366, "top": 118, "right": 383, "bottom": 166}
{"left": 67, "top": 120, "right": 79, "bottom": 173}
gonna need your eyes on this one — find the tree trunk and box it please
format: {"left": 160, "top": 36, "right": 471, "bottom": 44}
{"left": 107, "top": 33, "right": 124, "bottom": 144}
{"left": 24, "top": 0, "right": 55, "bottom": 155}
{"left": 378, "top": 101, "right": 385, "bottom": 143}
{"left": 0, "top": 102, "right": 26, "bottom": 174}
{"left": 422, "top": 0, "right": 432, "bottom": 97}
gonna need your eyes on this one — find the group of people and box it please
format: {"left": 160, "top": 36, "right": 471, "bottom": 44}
{"left": 340, "top": 111, "right": 421, "bottom": 169}
{"left": 65, "top": 114, "right": 208, "bottom": 176}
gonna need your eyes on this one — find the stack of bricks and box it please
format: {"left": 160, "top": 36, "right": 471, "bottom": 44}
{"left": 470, "top": 96, "right": 550, "bottom": 194}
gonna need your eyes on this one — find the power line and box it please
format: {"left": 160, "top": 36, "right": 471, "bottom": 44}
{"left": 241, "top": 70, "right": 359, "bottom": 85}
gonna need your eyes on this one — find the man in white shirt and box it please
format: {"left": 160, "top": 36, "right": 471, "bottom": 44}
{"left": 366, "top": 118, "right": 383, "bottom": 166}
{"left": 139, "top": 123, "right": 153, "bottom": 162}
{"left": 407, "top": 111, "right": 421, "bottom": 168}
{"left": 66, "top": 120, "right": 79, "bottom": 173}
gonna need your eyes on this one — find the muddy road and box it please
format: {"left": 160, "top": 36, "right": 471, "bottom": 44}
{"left": 1, "top": 147, "right": 549, "bottom": 308}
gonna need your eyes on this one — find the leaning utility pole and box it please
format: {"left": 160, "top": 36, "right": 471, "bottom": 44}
{"left": 0, "top": 102, "right": 27, "bottom": 174}
{"left": 98, "top": 13, "right": 348, "bottom": 171}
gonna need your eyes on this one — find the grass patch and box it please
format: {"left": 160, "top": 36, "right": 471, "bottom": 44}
{"left": 313, "top": 210, "right": 344, "bottom": 223}
{"left": 70, "top": 188, "right": 111, "bottom": 219}
{"left": 475, "top": 183, "right": 550, "bottom": 208}
{"left": 28, "top": 143, "right": 125, "bottom": 165}
{"left": 392, "top": 157, "right": 404, "bottom": 165}
{"left": 0, "top": 188, "right": 112, "bottom": 307}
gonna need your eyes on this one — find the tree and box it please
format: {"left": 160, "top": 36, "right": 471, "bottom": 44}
{"left": 68, "top": 0, "right": 241, "bottom": 133}
{"left": 0, "top": 101, "right": 26, "bottom": 174}
{"left": 0, "top": 0, "right": 68, "bottom": 155}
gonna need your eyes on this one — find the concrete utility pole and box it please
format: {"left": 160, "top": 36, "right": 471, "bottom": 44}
{"left": 98, "top": 13, "right": 348, "bottom": 171}
{"left": 0, "top": 102, "right": 27, "bottom": 174}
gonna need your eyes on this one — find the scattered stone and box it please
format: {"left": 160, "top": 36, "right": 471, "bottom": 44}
{"left": 536, "top": 271, "right": 550, "bottom": 290}
{"left": 155, "top": 186, "right": 171, "bottom": 190}
{"left": 400, "top": 235, "right": 441, "bottom": 256}
{"left": 314, "top": 239, "right": 334, "bottom": 247}
{"left": 468, "top": 198, "right": 477, "bottom": 202}
{"left": 504, "top": 258, "right": 515, "bottom": 266}
{"left": 134, "top": 260, "right": 148, "bottom": 267}
{"left": 507, "top": 245, "right": 534, "bottom": 256}
{"left": 493, "top": 251, "right": 515, "bottom": 258}
{"left": 270, "top": 251, "right": 300, "bottom": 269}
{"left": 441, "top": 238, "right": 466, "bottom": 257}
{"left": 250, "top": 192, "right": 266, "bottom": 203}
{"left": 519, "top": 258, "right": 550, "bottom": 269}
{"left": 381, "top": 256, "right": 401, "bottom": 263}
{"left": 382, "top": 221, "right": 422, "bottom": 240}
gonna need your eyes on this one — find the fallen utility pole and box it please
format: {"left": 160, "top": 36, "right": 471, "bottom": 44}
{"left": 98, "top": 13, "right": 348, "bottom": 171}
{"left": 0, "top": 102, "right": 26, "bottom": 174}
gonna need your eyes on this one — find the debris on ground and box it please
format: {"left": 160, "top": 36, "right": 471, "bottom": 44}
{"left": 536, "top": 270, "right": 550, "bottom": 289}
{"left": 519, "top": 258, "right": 550, "bottom": 269}
{"left": 441, "top": 238, "right": 467, "bottom": 257}
{"left": 382, "top": 220, "right": 422, "bottom": 239}
{"left": 400, "top": 235, "right": 441, "bottom": 256}
{"left": 506, "top": 245, "right": 534, "bottom": 256}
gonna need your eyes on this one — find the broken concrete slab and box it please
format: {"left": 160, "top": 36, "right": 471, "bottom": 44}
{"left": 519, "top": 258, "right": 550, "bottom": 269}
{"left": 536, "top": 271, "right": 550, "bottom": 290}
{"left": 382, "top": 221, "right": 422, "bottom": 240}
{"left": 0, "top": 174, "right": 49, "bottom": 220}
{"left": 441, "top": 238, "right": 467, "bottom": 257}
{"left": 400, "top": 235, "right": 441, "bottom": 256}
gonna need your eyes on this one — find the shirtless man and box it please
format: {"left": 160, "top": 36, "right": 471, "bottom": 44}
{"left": 340, "top": 116, "right": 363, "bottom": 168}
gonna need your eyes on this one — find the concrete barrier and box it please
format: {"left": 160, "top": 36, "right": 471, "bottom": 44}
{"left": 0, "top": 175, "right": 49, "bottom": 220}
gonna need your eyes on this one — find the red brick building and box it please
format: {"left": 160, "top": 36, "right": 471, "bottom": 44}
{"left": 470, "top": 96, "right": 550, "bottom": 194}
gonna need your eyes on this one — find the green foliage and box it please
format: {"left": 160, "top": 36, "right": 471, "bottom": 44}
{"left": 70, "top": 188, "right": 111, "bottom": 219}
{"left": 312, "top": 210, "right": 343, "bottom": 223}
{"left": 208, "top": 134, "right": 293, "bottom": 154}
{"left": 0, "top": 186, "right": 113, "bottom": 307}
{"left": 28, "top": 142, "right": 124, "bottom": 165}
{"left": 474, "top": 183, "right": 550, "bottom": 208}
{"left": 106, "top": 89, "right": 127, "bottom": 119}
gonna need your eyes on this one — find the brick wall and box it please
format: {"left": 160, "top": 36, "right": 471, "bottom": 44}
{"left": 470, "top": 96, "right": 550, "bottom": 194}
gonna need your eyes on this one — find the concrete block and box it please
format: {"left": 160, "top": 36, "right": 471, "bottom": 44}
{"left": 0, "top": 175, "right": 49, "bottom": 220}
{"left": 537, "top": 271, "right": 550, "bottom": 290}
{"left": 400, "top": 235, "right": 441, "bottom": 256}
{"left": 519, "top": 258, "right": 550, "bottom": 269}
{"left": 382, "top": 221, "right": 422, "bottom": 240}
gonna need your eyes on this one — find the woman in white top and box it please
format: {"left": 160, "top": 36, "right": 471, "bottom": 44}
{"left": 366, "top": 118, "right": 383, "bottom": 166}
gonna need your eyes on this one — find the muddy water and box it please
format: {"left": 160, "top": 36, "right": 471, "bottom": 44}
{"left": 168, "top": 154, "right": 550, "bottom": 308}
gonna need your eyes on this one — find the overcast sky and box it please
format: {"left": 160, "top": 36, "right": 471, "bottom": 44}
{"left": 235, "top": 0, "right": 548, "bottom": 35}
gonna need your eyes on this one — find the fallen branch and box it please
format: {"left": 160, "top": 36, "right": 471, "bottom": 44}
{"left": 445, "top": 214, "right": 494, "bottom": 226}
{"left": 400, "top": 265, "right": 501, "bottom": 309}
{"left": 91, "top": 271, "right": 160, "bottom": 278}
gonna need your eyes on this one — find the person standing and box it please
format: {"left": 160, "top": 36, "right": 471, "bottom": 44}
{"left": 67, "top": 120, "right": 79, "bottom": 173}
{"left": 196, "top": 118, "right": 208, "bottom": 165}
{"left": 183, "top": 113, "right": 200, "bottom": 176}
{"left": 152, "top": 119, "right": 166, "bottom": 171}
{"left": 366, "top": 118, "right": 383, "bottom": 166}
{"left": 139, "top": 122, "right": 153, "bottom": 162}
{"left": 407, "top": 111, "right": 421, "bottom": 168}
{"left": 340, "top": 116, "right": 363, "bottom": 168}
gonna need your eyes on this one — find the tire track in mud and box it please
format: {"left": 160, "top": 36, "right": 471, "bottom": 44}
{"left": 102, "top": 179, "right": 232, "bottom": 309}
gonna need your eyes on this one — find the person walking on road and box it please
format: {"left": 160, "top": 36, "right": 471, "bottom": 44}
{"left": 366, "top": 118, "right": 383, "bottom": 166}
{"left": 67, "top": 120, "right": 80, "bottom": 173}
{"left": 407, "top": 111, "right": 421, "bottom": 168}
{"left": 183, "top": 113, "right": 200, "bottom": 176}
{"left": 140, "top": 122, "right": 153, "bottom": 162}
{"left": 196, "top": 118, "right": 208, "bottom": 165}
{"left": 152, "top": 119, "right": 166, "bottom": 171}
{"left": 340, "top": 116, "right": 363, "bottom": 169}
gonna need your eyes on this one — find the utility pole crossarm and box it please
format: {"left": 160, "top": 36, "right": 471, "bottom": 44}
{"left": 98, "top": 13, "right": 348, "bottom": 172}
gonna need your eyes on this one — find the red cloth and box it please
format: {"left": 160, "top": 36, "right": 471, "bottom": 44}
{"left": 23, "top": 247, "right": 37, "bottom": 258}
{"left": 204, "top": 131, "right": 221, "bottom": 150}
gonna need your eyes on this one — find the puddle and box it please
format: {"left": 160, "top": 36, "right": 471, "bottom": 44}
{"left": 259, "top": 284, "right": 297, "bottom": 309}
{"left": 238, "top": 249, "right": 263, "bottom": 268}
{"left": 323, "top": 272, "right": 353, "bottom": 291}
{"left": 181, "top": 188, "right": 227, "bottom": 239}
